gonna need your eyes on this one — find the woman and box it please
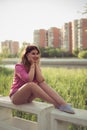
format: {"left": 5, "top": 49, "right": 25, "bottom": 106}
{"left": 9, "top": 45, "right": 75, "bottom": 114}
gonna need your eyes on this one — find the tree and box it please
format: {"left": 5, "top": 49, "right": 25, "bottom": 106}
{"left": 82, "top": 3, "right": 87, "bottom": 16}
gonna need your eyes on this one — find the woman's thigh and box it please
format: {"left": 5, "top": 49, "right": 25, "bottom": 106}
{"left": 39, "top": 81, "right": 57, "bottom": 97}
{"left": 10, "top": 83, "right": 35, "bottom": 104}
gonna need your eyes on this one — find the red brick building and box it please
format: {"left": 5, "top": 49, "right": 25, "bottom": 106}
{"left": 33, "top": 18, "right": 87, "bottom": 53}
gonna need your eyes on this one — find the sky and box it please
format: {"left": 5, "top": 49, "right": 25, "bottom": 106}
{"left": 0, "top": 0, "right": 87, "bottom": 46}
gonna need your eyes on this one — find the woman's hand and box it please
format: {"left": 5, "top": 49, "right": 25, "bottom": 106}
{"left": 28, "top": 61, "right": 35, "bottom": 82}
{"left": 28, "top": 56, "right": 34, "bottom": 65}
{"left": 34, "top": 56, "right": 40, "bottom": 65}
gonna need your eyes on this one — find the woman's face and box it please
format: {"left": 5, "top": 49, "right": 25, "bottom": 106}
{"left": 27, "top": 49, "right": 40, "bottom": 62}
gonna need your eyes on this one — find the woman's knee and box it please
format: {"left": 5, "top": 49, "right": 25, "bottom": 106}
{"left": 23, "top": 82, "right": 34, "bottom": 90}
{"left": 27, "top": 82, "right": 37, "bottom": 87}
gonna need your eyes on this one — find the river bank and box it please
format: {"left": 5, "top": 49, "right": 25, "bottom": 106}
{"left": 1, "top": 58, "right": 87, "bottom": 68}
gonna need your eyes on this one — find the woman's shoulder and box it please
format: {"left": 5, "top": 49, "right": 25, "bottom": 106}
{"left": 15, "top": 63, "right": 25, "bottom": 69}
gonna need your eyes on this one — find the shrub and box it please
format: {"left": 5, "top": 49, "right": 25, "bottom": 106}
{"left": 78, "top": 50, "right": 87, "bottom": 58}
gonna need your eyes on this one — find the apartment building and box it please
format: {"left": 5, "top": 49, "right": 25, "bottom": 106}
{"left": 61, "top": 22, "right": 72, "bottom": 53}
{"left": 34, "top": 27, "right": 61, "bottom": 48}
{"left": 72, "top": 18, "right": 87, "bottom": 51}
{"left": 79, "top": 18, "right": 87, "bottom": 49}
{"left": 33, "top": 30, "right": 40, "bottom": 46}
{"left": 33, "top": 29, "right": 48, "bottom": 47}
{"left": 34, "top": 18, "right": 87, "bottom": 53}
{"left": 1, "top": 40, "right": 19, "bottom": 55}
{"left": 72, "top": 20, "right": 78, "bottom": 50}
{"left": 39, "top": 29, "right": 48, "bottom": 47}
{"left": 48, "top": 27, "right": 61, "bottom": 48}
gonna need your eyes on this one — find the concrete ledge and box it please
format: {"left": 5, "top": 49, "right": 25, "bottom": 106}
{"left": 0, "top": 96, "right": 53, "bottom": 115}
{"left": 0, "top": 120, "right": 21, "bottom": 130}
{"left": 1, "top": 96, "right": 87, "bottom": 130}
{"left": 51, "top": 108, "right": 87, "bottom": 128}
{"left": 0, "top": 96, "right": 53, "bottom": 130}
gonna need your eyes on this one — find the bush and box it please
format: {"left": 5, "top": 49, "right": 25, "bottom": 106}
{"left": 73, "top": 49, "right": 79, "bottom": 57}
{"left": 78, "top": 50, "right": 87, "bottom": 58}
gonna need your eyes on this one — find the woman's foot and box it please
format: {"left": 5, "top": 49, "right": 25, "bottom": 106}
{"left": 57, "top": 104, "right": 75, "bottom": 114}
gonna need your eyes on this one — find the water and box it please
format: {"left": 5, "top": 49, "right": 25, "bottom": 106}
{"left": 1, "top": 58, "right": 87, "bottom": 69}
{"left": 0, "top": 64, "right": 15, "bottom": 69}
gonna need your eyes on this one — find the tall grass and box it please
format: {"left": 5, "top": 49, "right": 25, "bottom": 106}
{"left": 0, "top": 67, "right": 87, "bottom": 109}
{"left": 42, "top": 67, "right": 87, "bottom": 109}
{"left": 0, "top": 67, "right": 13, "bottom": 96}
{"left": 0, "top": 67, "right": 87, "bottom": 130}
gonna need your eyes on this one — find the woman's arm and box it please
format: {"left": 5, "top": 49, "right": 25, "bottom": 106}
{"left": 28, "top": 63, "right": 35, "bottom": 82}
{"left": 15, "top": 63, "right": 35, "bottom": 82}
{"left": 27, "top": 56, "right": 36, "bottom": 82}
{"left": 35, "top": 61, "right": 45, "bottom": 83}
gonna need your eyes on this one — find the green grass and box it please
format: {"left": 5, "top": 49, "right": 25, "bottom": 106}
{"left": 0, "top": 67, "right": 87, "bottom": 109}
{"left": 0, "top": 67, "right": 87, "bottom": 129}
{"left": 0, "top": 67, "right": 13, "bottom": 96}
{"left": 42, "top": 67, "right": 87, "bottom": 109}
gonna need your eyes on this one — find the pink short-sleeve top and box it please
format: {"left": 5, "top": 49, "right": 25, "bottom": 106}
{"left": 9, "top": 63, "right": 36, "bottom": 97}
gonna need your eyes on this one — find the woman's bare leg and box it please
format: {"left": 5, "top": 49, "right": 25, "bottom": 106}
{"left": 39, "top": 81, "right": 67, "bottom": 106}
{"left": 11, "top": 82, "right": 58, "bottom": 106}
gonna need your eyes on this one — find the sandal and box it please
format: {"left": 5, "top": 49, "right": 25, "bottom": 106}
{"left": 58, "top": 104, "right": 75, "bottom": 114}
